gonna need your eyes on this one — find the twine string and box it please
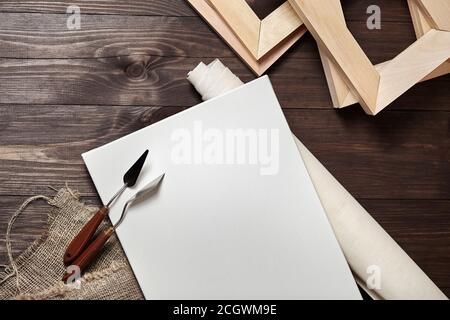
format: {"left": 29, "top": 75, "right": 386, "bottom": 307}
{"left": 2, "top": 195, "right": 51, "bottom": 293}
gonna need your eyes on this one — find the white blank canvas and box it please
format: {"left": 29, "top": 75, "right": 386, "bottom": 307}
{"left": 82, "top": 76, "right": 361, "bottom": 300}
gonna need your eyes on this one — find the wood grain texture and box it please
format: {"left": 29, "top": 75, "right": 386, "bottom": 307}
{"left": 258, "top": 1, "right": 303, "bottom": 59}
{"left": 337, "top": 0, "right": 450, "bottom": 110}
{"left": 0, "top": 53, "right": 449, "bottom": 110}
{"left": 2, "top": 196, "right": 449, "bottom": 296}
{"left": 0, "top": 12, "right": 432, "bottom": 60}
{"left": 0, "top": 105, "right": 448, "bottom": 200}
{"left": 408, "top": 0, "right": 433, "bottom": 38}
{"left": 377, "top": 29, "right": 450, "bottom": 112}
{"left": 359, "top": 199, "right": 450, "bottom": 289}
{"left": 0, "top": 0, "right": 196, "bottom": 16}
{"left": 418, "top": 0, "right": 450, "bottom": 31}
{"left": 187, "top": 0, "right": 306, "bottom": 75}
{"left": 0, "top": 0, "right": 449, "bottom": 297}
{"left": 209, "top": 0, "right": 261, "bottom": 58}
{"left": 0, "top": 14, "right": 231, "bottom": 59}
{"left": 0, "top": 0, "right": 413, "bottom": 22}
{"left": 208, "top": 0, "right": 303, "bottom": 60}
{"left": 289, "top": 0, "right": 450, "bottom": 114}
{"left": 290, "top": 0, "right": 381, "bottom": 113}
{"left": 0, "top": 105, "right": 183, "bottom": 196}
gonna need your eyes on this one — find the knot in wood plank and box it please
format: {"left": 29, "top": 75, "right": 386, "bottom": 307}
{"left": 125, "top": 62, "right": 147, "bottom": 81}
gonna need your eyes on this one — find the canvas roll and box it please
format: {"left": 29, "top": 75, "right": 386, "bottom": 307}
{"left": 187, "top": 59, "right": 447, "bottom": 300}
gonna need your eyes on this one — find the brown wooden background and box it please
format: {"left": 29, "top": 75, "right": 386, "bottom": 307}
{"left": 0, "top": 0, "right": 449, "bottom": 297}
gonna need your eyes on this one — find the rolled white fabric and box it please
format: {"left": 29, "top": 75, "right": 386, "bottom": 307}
{"left": 188, "top": 59, "right": 243, "bottom": 101}
{"left": 187, "top": 60, "right": 447, "bottom": 300}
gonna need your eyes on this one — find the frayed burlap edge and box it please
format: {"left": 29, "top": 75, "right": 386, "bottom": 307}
{"left": 0, "top": 187, "right": 144, "bottom": 300}
{"left": 0, "top": 194, "right": 57, "bottom": 290}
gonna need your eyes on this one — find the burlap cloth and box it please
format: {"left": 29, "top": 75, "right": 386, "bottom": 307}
{"left": 0, "top": 187, "right": 144, "bottom": 300}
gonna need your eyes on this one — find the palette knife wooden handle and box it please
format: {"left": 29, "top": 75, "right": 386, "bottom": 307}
{"left": 62, "top": 227, "right": 114, "bottom": 283}
{"left": 63, "top": 207, "right": 109, "bottom": 265}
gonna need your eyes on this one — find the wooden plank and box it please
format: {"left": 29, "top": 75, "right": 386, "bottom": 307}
{"left": 187, "top": 0, "right": 306, "bottom": 75}
{"left": 408, "top": 0, "right": 450, "bottom": 78}
{"left": 286, "top": 108, "right": 450, "bottom": 200}
{"left": 0, "top": 1, "right": 449, "bottom": 299}
{"left": 360, "top": 199, "right": 450, "bottom": 288}
{"left": 0, "top": 7, "right": 420, "bottom": 66}
{"left": 330, "top": 1, "right": 447, "bottom": 112}
{"left": 0, "top": 106, "right": 449, "bottom": 200}
{"left": 346, "top": 21, "right": 418, "bottom": 65}
{"left": 340, "top": 60, "right": 450, "bottom": 108}
{"left": 208, "top": 0, "right": 303, "bottom": 60}
{"left": 342, "top": 0, "right": 415, "bottom": 23}
{"left": 1, "top": 10, "right": 446, "bottom": 107}
{"left": 316, "top": 2, "right": 432, "bottom": 108}
{"left": 408, "top": 0, "right": 433, "bottom": 37}
{"left": 0, "top": 55, "right": 449, "bottom": 110}
{"left": 0, "top": 14, "right": 232, "bottom": 59}
{"left": 0, "top": 0, "right": 413, "bottom": 22}
{"left": 1, "top": 196, "right": 448, "bottom": 291}
{"left": 208, "top": 0, "right": 261, "bottom": 58}
{"left": 0, "top": 56, "right": 207, "bottom": 107}
{"left": 418, "top": 0, "right": 450, "bottom": 31}
{"left": 377, "top": 29, "right": 450, "bottom": 113}
{"left": 0, "top": 105, "right": 183, "bottom": 197}
{"left": 258, "top": 1, "right": 303, "bottom": 59}
{"left": 0, "top": 13, "right": 422, "bottom": 60}
{"left": 290, "top": 0, "right": 450, "bottom": 114}
{"left": 315, "top": 0, "right": 348, "bottom": 108}
{"left": 330, "top": 1, "right": 450, "bottom": 110}
{"left": 0, "top": 0, "right": 195, "bottom": 16}
{"left": 289, "top": 0, "right": 380, "bottom": 114}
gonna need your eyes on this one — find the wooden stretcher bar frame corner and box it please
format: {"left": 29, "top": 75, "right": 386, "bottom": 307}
{"left": 208, "top": 0, "right": 304, "bottom": 60}
{"left": 187, "top": 0, "right": 307, "bottom": 76}
{"left": 289, "top": 0, "right": 450, "bottom": 115}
